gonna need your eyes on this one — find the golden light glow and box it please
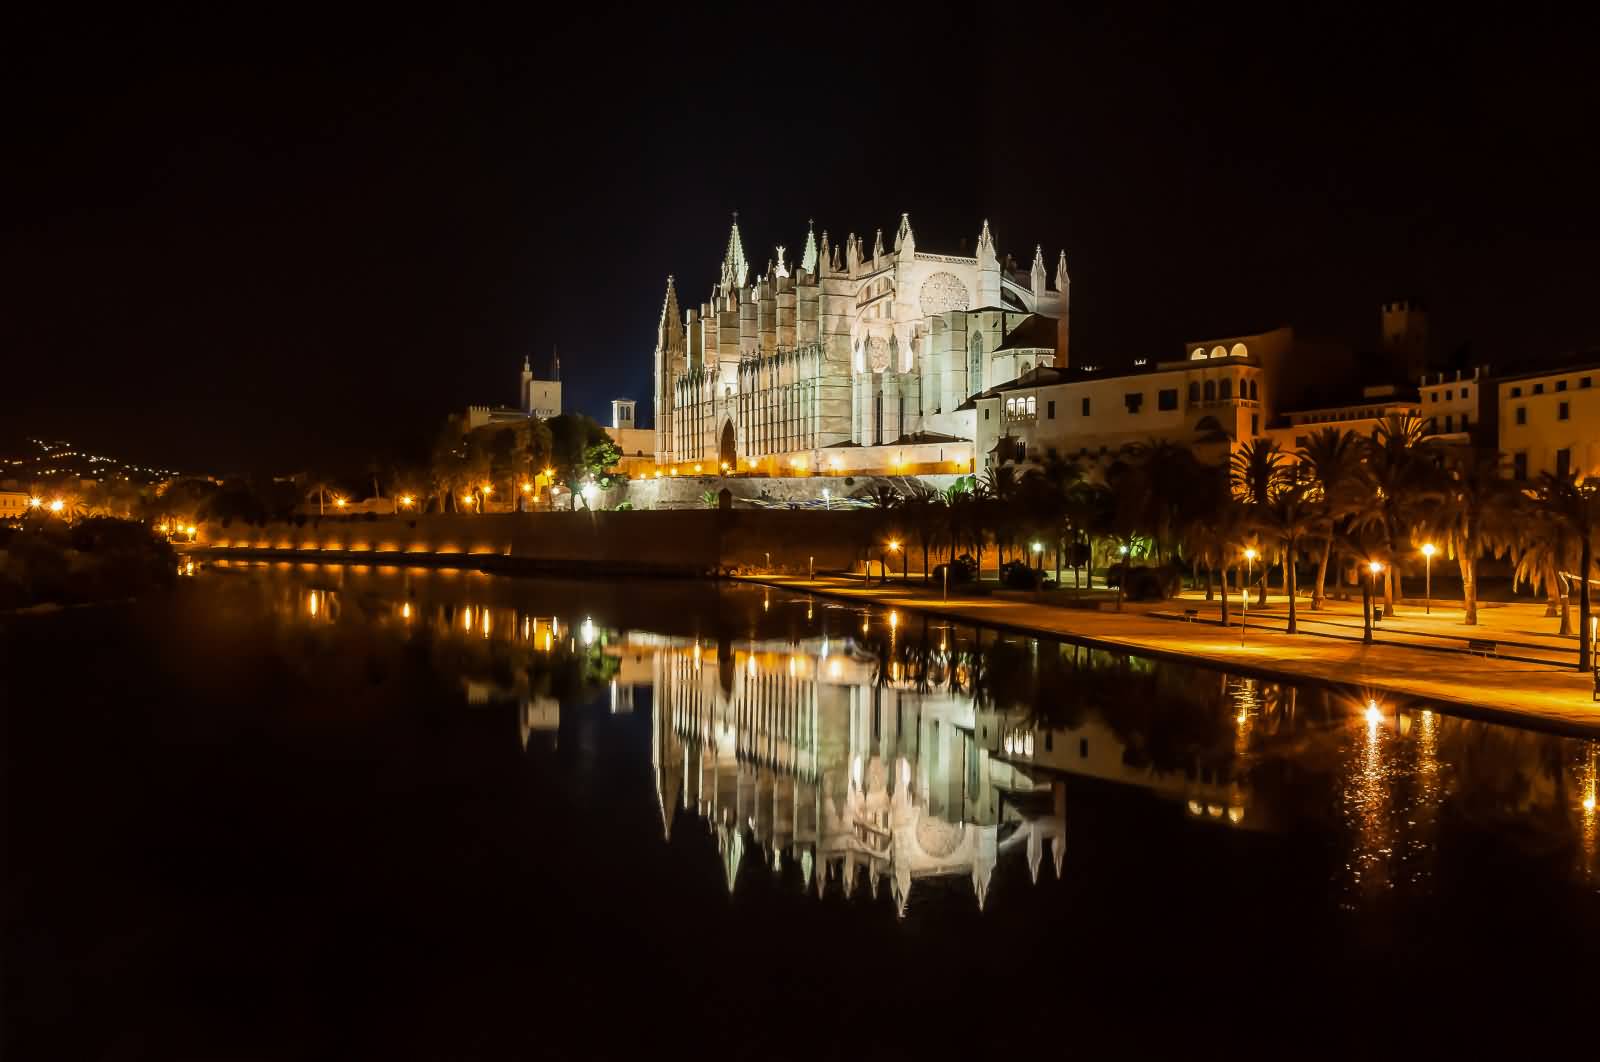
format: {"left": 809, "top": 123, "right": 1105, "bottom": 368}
{"left": 185, "top": 525, "right": 197, "bottom": 536}
{"left": 720, "top": 462, "right": 730, "bottom": 473}
{"left": 1243, "top": 547, "right": 1257, "bottom": 561}
{"left": 333, "top": 497, "right": 347, "bottom": 508}
{"left": 1368, "top": 560, "right": 1384, "bottom": 574}
{"left": 155, "top": 523, "right": 169, "bottom": 533}
{"left": 693, "top": 463, "right": 702, "bottom": 473}
{"left": 1365, "top": 699, "right": 1383, "bottom": 726}
{"left": 399, "top": 494, "right": 414, "bottom": 508}
{"left": 669, "top": 468, "right": 678, "bottom": 476}
{"left": 28, "top": 496, "right": 42, "bottom": 508}
{"left": 889, "top": 610, "right": 898, "bottom": 629}
{"left": 521, "top": 482, "right": 533, "bottom": 494}
{"left": 887, "top": 540, "right": 900, "bottom": 552}
{"left": 829, "top": 457, "right": 843, "bottom": 471}
{"left": 48, "top": 499, "right": 64, "bottom": 513}
{"left": 481, "top": 483, "right": 493, "bottom": 495}
{"left": 1421, "top": 543, "right": 1436, "bottom": 558}
{"left": 654, "top": 469, "right": 663, "bottom": 478}
{"left": 543, "top": 467, "right": 554, "bottom": 479}
{"left": 401, "top": 602, "right": 412, "bottom": 620}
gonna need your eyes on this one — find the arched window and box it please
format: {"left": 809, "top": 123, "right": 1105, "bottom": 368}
{"left": 1220, "top": 379, "right": 1233, "bottom": 400}
{"left": 1188, "top": 381, "right": 1200, "bottom": 403}
{"left": 968, "top": 331, "right": 985, "bottom": 393}
{"left": 1211, "top": 346, "right": 1227, "bottom": 358}
{"left": 1249, "top": 379, "right": 1258, "bottom": 400}
{"left": 1230, "top": 343, "right": 1249, "bottom": 358}
{"left": 1203, "top": 380, "right": 1216, "bottom": 401}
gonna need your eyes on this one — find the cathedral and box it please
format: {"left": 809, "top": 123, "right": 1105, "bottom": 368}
{"left": 653, "top": 215, "right": 1069, "bottom": 475}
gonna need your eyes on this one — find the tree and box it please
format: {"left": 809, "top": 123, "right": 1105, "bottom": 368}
{"left": 547, "top": 414, "right": 619, "bottom": 510}
{"left": 1295, "top": 427, "right": 1362, "bottom": 610}
{"left": 1529, "top": 472, "right": 1600, "bottom": 671}
{"left": 1415, "top": 444, "right": 1514, "bottom": 625}
{"left": 1259, "top": 479, "right": 1323, "bottom": 634}
{"left": 1355, "top": 415, "right": 1436, "bottom": 616}
{"left": 1230, "top": 438, "right": 1288, "bottom": 604}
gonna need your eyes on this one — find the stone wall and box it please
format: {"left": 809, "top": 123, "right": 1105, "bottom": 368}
{"left": 194, "top": 508, "right": 944, "bottom": 577}
{"left": 619, "top": 472, "right": 967, "bottom": 511}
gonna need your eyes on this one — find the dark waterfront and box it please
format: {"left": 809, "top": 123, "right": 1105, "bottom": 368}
{"left": 7, "top": 561, "right": 1600, "bottom": 1058}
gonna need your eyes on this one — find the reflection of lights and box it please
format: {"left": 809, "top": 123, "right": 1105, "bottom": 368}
{"left": 1236, "top": 710, "right": 1248, "bottom": 725}
{"left": 828, "top": 659, "right": 842, "bottom": 679}
{"left": 581, "top": 617, "right": 596, "bottom": 646}
{"left": 184, "top": 560, "right": 194, "bottom": 576}
{"left": 1187, "top": 800, "right": 1203, "bottom": 816}
{"left": 851, "top": 756, "right": 863, "bottom": 788}
{"left": 746, "top": 655, "right": 757, "bottom": 677}
{"left": 308, "top": 591, "right": 320, "bottom": 617}
{"left": 481, "top": 608, "right": 491, "bottom": 637}
{"left": 1227, "top": 806, "right": 1245, "bottom": 824}
{"left": 1206, "top": 804, "right": 1223, "bottom": 818}
{"left": 1365, "top": 699, "right": 1382, "bottom": 727}
{"left": 401, "top": 602, "right": 412, "bottom": 620}
{"left": 581, "top": 483, "right": 598, "bottom": 504}
{"left": 889, "top": 610, "right": 898, "bottom": 629}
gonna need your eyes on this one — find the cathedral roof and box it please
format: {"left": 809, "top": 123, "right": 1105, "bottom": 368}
{"left": 993, "top": 314, "right": 1060, "bottom": 353}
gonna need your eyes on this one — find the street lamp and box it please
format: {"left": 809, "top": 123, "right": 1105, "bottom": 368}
{"left": 886, "top": 540, "right": 905, "bottom": 582}
{"left": 1241, "top": 547, "right": 1257, "bottom": 646}
{"left": 399, "top": 494, "right": 415, "bottom": 509}
{"left": 333, "top": 497, "right": 347, "bottom": 510}
{"left": 1421, "top": 543, "right": 1436, "bottom": 615}
{"left": 48, "top": 499, "right": 64, "bottom": 514}
{"left": 581, "top": 482, "right": 599, "bottom": 509}
{"left": 28, "top": 496, "right": 42, "bottom": 509}
{"left": 1031, "top": 541, "right": 1043, "bottom": 571}
{"left": 1364, "top": 560, "right": 1384, "bottom": 644}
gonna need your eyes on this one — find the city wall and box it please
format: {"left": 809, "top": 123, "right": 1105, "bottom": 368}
{"left": 191, "top": 509, "right": 941, "bottom": 576}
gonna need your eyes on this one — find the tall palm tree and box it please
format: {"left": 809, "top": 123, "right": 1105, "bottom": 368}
{"left": 304, "top": 478, "right": 332, "bottom": 517}
{"left": 1295, "top": 426, "right": 1361, "bottom": 610}
{"left": 1530, "top": 472, "right": 1600, "bottom": 670}
{"left": 1416, "top": 445, "right": 1514, "bottom": 625}
{"left": 1230, "top": 437, "right": 1288, "bottom": 604}
{"left": 1356, "top": 415, "right": 1436, "bottom": 616}
{"left": 1259, "top": 480, "right": 1323, "bottom": 634}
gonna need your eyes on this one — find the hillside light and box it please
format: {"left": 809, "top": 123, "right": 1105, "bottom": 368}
{"left": 1421, "top": 542, "right": 1437, "bottom": 615}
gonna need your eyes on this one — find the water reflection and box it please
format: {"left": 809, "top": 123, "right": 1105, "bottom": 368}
{"left": 243, "top": 563, "right": 1600, "bottom": 917}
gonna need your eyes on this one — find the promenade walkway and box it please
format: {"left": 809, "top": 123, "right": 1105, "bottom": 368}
{"left": 737, "top": 574, "right": 1600, "bottom": 736}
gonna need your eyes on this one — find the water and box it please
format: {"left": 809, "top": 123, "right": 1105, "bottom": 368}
{"left": 6, "top": 561, "right": 1600, "bottom": 1057}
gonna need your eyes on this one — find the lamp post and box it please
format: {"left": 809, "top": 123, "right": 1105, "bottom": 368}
{"left": 1421, "top": 543, "right": 1436, "bottom": 615}
{"left": 887, "top": 540, "right": 904, "bottom": 582}
{"left": 1241, "top": 547, "right": 1257, "bottom": 646}
{"left": 1364, "top": 560, "right": 1384, "bottom": 644}
{"left": 1031, "top": 540, "right": 1043, "bottom": 571}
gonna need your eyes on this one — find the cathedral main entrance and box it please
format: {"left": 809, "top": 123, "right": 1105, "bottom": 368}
{"left": 718, "top": 420, "right": 737, "bottom": 471}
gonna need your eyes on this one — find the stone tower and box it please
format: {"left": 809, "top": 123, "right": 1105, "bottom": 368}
{"left": 1381, "top": 298, "right": 1429, "bottom": 380}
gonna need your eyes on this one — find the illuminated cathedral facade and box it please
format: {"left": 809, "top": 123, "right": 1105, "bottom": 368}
{"left": 653, "top": 215, "right": 1069, "bottom": 475}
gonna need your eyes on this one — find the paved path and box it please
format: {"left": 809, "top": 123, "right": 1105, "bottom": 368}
{"left": 737, "top": 574, "right": 1600, "bottom": 736}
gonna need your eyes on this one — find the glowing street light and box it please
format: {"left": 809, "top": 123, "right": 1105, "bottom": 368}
{"left": 1365, "top": 698, "right": 1383, "bottom": 727}
{"left": 1031, "top": 540, "right": 1043, "bottom": 571}
{"left": 1364, "top": 560, "right": 1384, "bottom": 644}
{"left": 581, "top": 482, "right": 599, "bottom": 508}
{"left": 48, "top": 499, "right": 64, "bottom": 514}
{"left": 28, "top": 496, "right": 42, "bottom": 509}
{"left": 333, "top": 496, "right": 347, "bottom": 509}
{"left": 1421, "top": 542, "right": 1436, "bottom": 615}
{"left": 886, "top": 539, "right": 905, "bottom": 582}
{"left": 185, "top": 525, "right": 197, "bottom": 537}
{"left": 398, "top": 494, "right": 415, "bottom": 509}
{"left": 1241, "top": 547, "right": 1258, "bottom": 646}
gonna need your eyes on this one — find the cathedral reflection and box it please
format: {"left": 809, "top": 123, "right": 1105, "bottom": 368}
{"left": 258, "top": 568, "right": 1600, "bottom": 911}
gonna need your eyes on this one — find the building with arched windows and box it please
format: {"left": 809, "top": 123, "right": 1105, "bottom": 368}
{"left": 652, "top": 215, "right": 1068, "bottom": 477}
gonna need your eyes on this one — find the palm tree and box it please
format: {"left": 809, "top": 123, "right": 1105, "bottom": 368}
{"left": 1511, "top": 515, "right": 1574, "bottom": 634}
{"left": 1416, "top": 445, "right": 1514, "bottom": 625}
{"left": 1530, "top": 472, "right": 1600, "bottom": 670}
{"left": 1295, "top": 427, "right": 1361, "bottom": 610}
{"left": 1180, "top": 483, "right": 1249, "bottom": 626}
{"left": 304, "top": 478, "right": 332, "bottom": 516}
{"left": 1230, "top": 438, "right": 1288, "bottom": 604}
{"left": 1356, "top": 415, "right": 1436, "bottom": 616}
{"left": 1258, "top": 479, "right": 1323, "bottom": 634}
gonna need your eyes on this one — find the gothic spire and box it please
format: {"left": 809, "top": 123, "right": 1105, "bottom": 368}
{"left": 871, "top": 227, "right": 884, "bottom": 260}
{"left": 978, "top": 219, "right": 995, "bottom": 253}
{"left": 657, "top": 275, "right": 684, "bottom": 354}
{"left": 800, "top": 219, "right": 818, "bottom": 274}
{"left": 720, "top": 212, "right": 749, "bottom": 291}
{"left": 894, "top": 212, "right": 914, "bottom": 255}
{"left": 1054, "top": 249, "right": 1069, "bottom": 292}
{"left": 1030, "top": 244, "right": 1047, "bottom": 293}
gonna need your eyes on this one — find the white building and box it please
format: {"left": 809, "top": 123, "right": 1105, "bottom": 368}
{"left": 653, "top": 214, "right": 1067, "bottom": 477}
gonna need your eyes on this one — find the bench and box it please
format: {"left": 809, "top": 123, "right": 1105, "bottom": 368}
{"left": 1466, "top": 639, "right": 1497, "bottom": 657}
{"left": 1182, "top": 608, "right": 1200, "bottom": 622}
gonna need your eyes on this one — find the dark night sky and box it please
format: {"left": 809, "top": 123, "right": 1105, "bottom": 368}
{"left": 6, "top": 5, "right": 1597, "bottom": 474}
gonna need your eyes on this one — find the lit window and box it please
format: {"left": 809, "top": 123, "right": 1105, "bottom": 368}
{"left": 1026, "top": 395, "right": 1036, "bottom": 416}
